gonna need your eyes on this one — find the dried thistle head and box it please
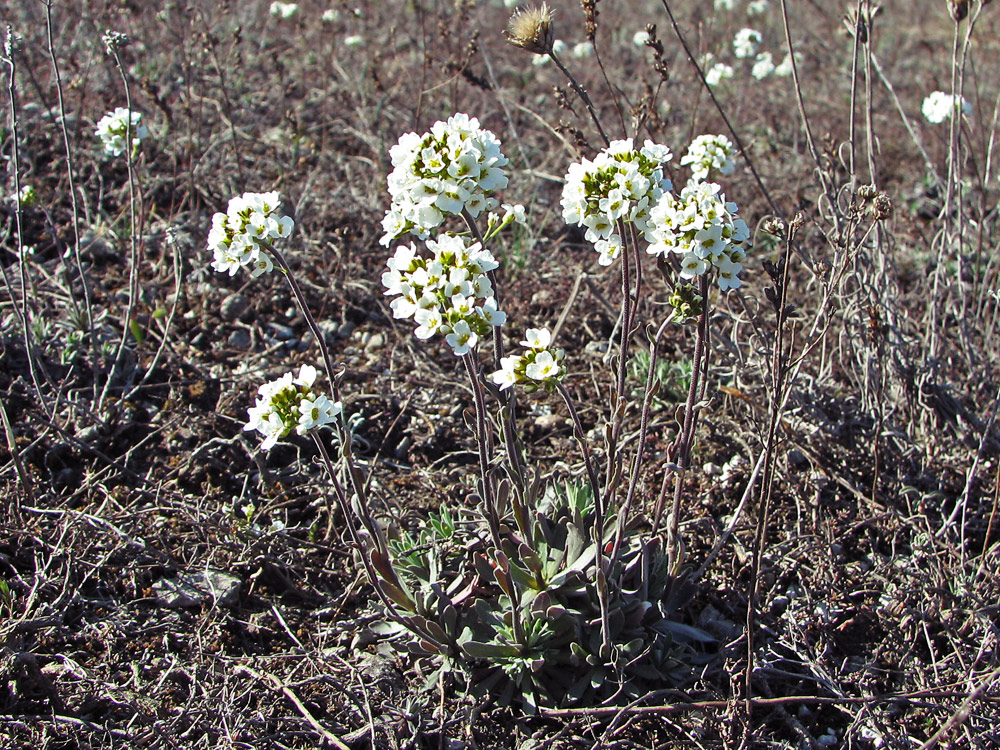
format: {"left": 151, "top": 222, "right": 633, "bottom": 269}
{"left": 505, "top": 3, "right": 555, "bottom": 55}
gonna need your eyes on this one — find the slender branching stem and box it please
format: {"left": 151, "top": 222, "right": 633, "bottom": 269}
{"left": 548, "top": 50, "right": 610, "bottom": 147}
{"left": 44, "top": 1, "right": 98, "bottom": 401}
{"left": 98, "top": 48, "right": 144, "bottom": 412}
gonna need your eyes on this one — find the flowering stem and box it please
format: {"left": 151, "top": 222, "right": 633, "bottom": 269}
{"left": 264, "top": 241, "right": 385, "bottom": 554}
{"left": 666, "top": 274, "right": 710, "bottom": 575}
{"left": 98, "top": 47, "right": 144, "bottom": 413}
{"left": 609, "top": 314, "right": 672, "bottom": 568}
{"left": 461, "top": 209, "right": 526, "bottom": 490}
{"left": 461, "top": 351, "right": 495, "bottom": 509}
{"left": 555, "top": 381, "right": 611, "bottom": 657}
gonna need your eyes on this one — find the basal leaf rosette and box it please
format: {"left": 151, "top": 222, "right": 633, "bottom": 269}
{"left": 560, "top": 138, "right": 674, "bottom": 266}
{"left": 208, "top": 191, "right": 294, "bottom": 277}
{"left": 380, "top": 113, "right": 510, "bottom": 246}
{"left": 382, "top": 234, "right": 507, "bottom": 356}
{"left": 679, "top": 134, "right": 736, "bottom": 183}
{"left": 491, "top": 328, "right": 566, "bottom": 393}
{"left": 244, "top": 365, "right": 342, "bottom": 450}
{"left": 644, "top": 181, "right": 750, "bottom": 291}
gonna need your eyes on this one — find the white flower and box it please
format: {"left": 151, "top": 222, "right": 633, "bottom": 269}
{"left": 380, "top": 113, "right": 509, "bottom": 245}
{"left": 491, "top": 333, "right": 565, "bottom": 391}
{"left": 95, "top": 107, "right": 149, "bottom": 157}
{"left": 747, "top": 0, "right": 770, "bottom": 15}
{"left": 321, "top": 9, "right": 339, "bottom": 22}
{"left": 445, "top": 319, "right": 477, "bottom": 356}
{"left": 922, "top": 91, "right": 971, "bottom": 124}
{"left": 520, "top": 327, "right": 552, "bottom": 349}
{"left": 11, "top": 185, "right": 37, "bottom": 208}
{"left": 491, "top": 356, "right": 520, "bottom": 390}
{"left": 633, "top": 30, "right": 650, "bottom": 47}
{"left": 296, "top": 394, "right": 340, "bottom": 434}
{"left": 244, "top": 366, "right": 341, "bottom": 450}
{"left": 344, "top": 35, "right": 364, "bottom": 47}
{"left": 525, "top": 350, "right": 560, "bottom": 380}
{"left": 733, "top": 28, "right": 762, "bottom": 59}
{"left": 207, "top": 191, "right": 294, "bottom": 277}
{"left": 645, "top": 181, "right": 751, "bottom": 290}
{"left": 501, "top": 202, "right": 527, "bottom": 225}
{"left": 562, "top": 138, "right": 673, "bottom": 263}
{"left": 774, "top": 52, "right": 798, "bottom": 77}
{"left": 382, "top": 233, "right": 505, "bottom": 349}
{"left": 705, "top": 63, "right": 734, "bottom": 87}
{"left": 751, "top": 51, "right": 775, "bottom": 80}
{"left": 714, "top": 0, "right": 737, "bottom": 9}
{"left": 571, "top": 41, "right": 594, "bottom": 58}
{"left": 269, "top": 2, "right": 298, "bottom": 19}
{"left": 680, "top": 134, "right": 736, "bottom": 182}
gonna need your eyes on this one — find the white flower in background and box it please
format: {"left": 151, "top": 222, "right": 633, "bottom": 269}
{"left": 380, "top": 113, "right": 509, "bottom": 246}
{"left": 561, "top": 138, "right": 673, "bottom": 265}
{"left": 95, "top": 107, "right": 149, "bottom": 157}
{"left": 571, "top": 41, "right": 594, "bottom": 58}
{"left": 321, "top": 9, "right": 339, "bottom": 22}
{"left": 344, "top": 35, "right": 364, "bottom": 47}
{"left": 705, "top": 63, "right": 734, "bottom": 87}
{"left": 644, "top": 181, "right": 751, "bottom": 290}
{"left": 382, "top": 234, "right": 506, "bottom": 356}
{"left": 269, "top": 2, "right": 298, "bottom": 18}
{"left": 747, "top": 0, "right": 770, "bottom": 15}
{"left": 244, "top": 365, "right": 341, "bottom": 450}
{"left": 207, "top": 191, "right": 294, "bottom": 277}
{"left": 714, "top": 0, "right": 737, "bottom": 10}
{"left": 11, "top": 184, "right": 37, "bottom": 208}
{"left": 633, "top": 29, "right": 650, "bottom": 47}
{"left": 774, "top": 52, "right": 797, "bottom": 77}
{"left": 922, "top": 91, "right": 972, "bottom": 124}
{"left": 751, "top": 51, "right": 775, "bottom": 80}
{"left": 733, "top": 28, "right": 762, "bottom": 59}
{"left": 491, "top": 328, "right": 565, "bottom": 392}
{"left": 681, "top": 134, "right": 736, "bottom": 182}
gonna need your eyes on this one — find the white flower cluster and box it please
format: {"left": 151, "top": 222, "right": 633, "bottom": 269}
{"left": 680, "top": 134, "right": 736, "bottom": 182}
{"left": 560, "top": 138, "right": 674, "bottom": 266}
{"left": 11, "top": 184, "right": 38, "bottom": 208}
{"left": 380, "top": 113, "right": 509, "bottom": 246}
{"left": 208, "top": 191, "right": 294, "bottom": 277}
{"left": 244, "top": 365, "right": 341, "bottom": 450}
{"left": 491, "top": 328, "right": 566, "bottom": 392}
{"left": 269, "top": 1, "right": 298, "bottom": 18}
{"left": 705, "top": 62, "right": 735, "bottom": 87}
{"left": 644, "top": 182, "right": 750, "bottom": 291}
{"left": 382, "top": 234, "right": 507, "bottom": 356}
{"left": 95, "top": 107, "right": 148, "bottom": 157}
{"left": 921, "top": 91, "right": 972, "bottom": 125}
{"left": 733, "top": 28, "right": 762, "bottom": 59}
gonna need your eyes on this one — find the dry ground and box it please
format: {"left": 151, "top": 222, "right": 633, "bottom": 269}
{"left": 1, "top": 0, "right": 999, "bottom": 748}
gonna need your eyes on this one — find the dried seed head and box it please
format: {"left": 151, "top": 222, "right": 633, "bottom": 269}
{"left": 505, "top": 4, "right": 555, "bottom": 55}
{"left": 871, "top": 192, "right": 893, "bottom": 220}
{"left": 856, "top": 184, "right": 877, "bottom": 201}
{"left": 762, "top": 217, "right": 786, "bottom": 236}
{"left": 948, "top": 0, "right": 969, "bottom": 21}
